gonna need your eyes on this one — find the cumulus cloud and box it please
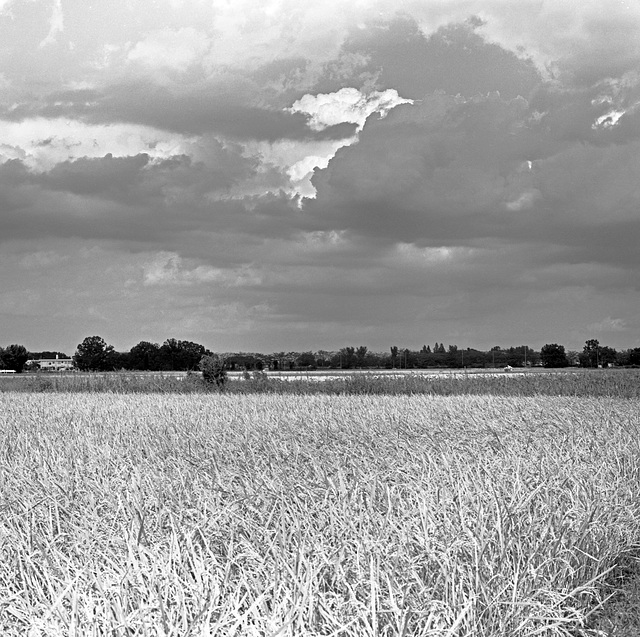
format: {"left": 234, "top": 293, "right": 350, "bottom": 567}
{"left": 304, "top": 83, "right": 640, "bottom": 269}
{"left": 285, "top": 87, "right": 412, "bottom": 196}
{"left": 289, "top": 87, "right": 412, "bottom": 131}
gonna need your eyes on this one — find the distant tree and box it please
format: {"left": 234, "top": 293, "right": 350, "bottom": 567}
{"left": 622, "top": 348, "right": 640, "bottom": 366}
{"left": 598, "top": 346, "right": 618, "bottom": 368}
{"left": 159, "top": 339, "right": 210, "bottom": 370}
{"left": 271, "top": 352, "right": 286, "bottom": 370}
{"left": 540, "top": 343, "right": 569, "bottom": 368}
{"left": 340, "top": 346, "right": 356, "bottom": 369}
{"left": 29, "top": 351, "right": 69, "bottom": 360}
{"left": 447, "top": 345, "right": 461, "bottom": 368}
{"left": 74, "top": 336, "right": 115, "bottom": 371}
{"left": 199, "top": 355, "right": 227, "bottom": 389}
{"left": 129, "top": 341, "right": 161, "bottom": 370}
{"left": 356, "top": 346, "right": 368, "bottom": 368}
{"left": 315, "top": 350, "right": 331, "bottom": 368}
{"left": 158, "top": 338, "right": 181, "bottom": 370}
{"left": 296, "top": 351, "right": 316, "bottom": 368}
{"left": 286, "top": 352, "right": 300, "bottom": 370}
{"left": 580, "top": 339, "right": 600, "bottom": 367}
{"left": 566, "top": 350, "right": 580, "bottom": 366}
{"left": 390, "top": 346, "right": 399, "bottom": 368}
{"left": 0, "top": 344, "right": 29, "bottom": 373}
{"left": 108, "top": 350, "right": 132, "bottom": 370}
{"left": 470, "top": 348, "right": 487, "bottom": 368}
{"left": 504, "top": 345, "right": 536, "bottom": 367}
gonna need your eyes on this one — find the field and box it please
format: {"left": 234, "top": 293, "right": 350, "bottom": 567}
{"left": 2, "top": 368, "right": 639, "bottom": 398}
{"left": 1, "top": 376, "right": 640, "bottom": 635}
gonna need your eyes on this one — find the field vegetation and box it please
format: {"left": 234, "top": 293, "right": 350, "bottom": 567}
{"left": 1, "top": 368, "right": 639, "bottom": 399}
{"left": 1, "top": 387, "right": 639, "bottom": 635}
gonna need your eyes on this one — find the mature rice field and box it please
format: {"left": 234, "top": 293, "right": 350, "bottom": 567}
{"left": 1, "top": 390, "right": 639, "bottom": 636}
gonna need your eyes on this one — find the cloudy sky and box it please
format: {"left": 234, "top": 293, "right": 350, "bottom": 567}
{"left": 1, "top": 0, "right": 639, "bottom": 354}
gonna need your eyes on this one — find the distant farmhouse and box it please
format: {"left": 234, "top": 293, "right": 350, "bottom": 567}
{"left": 27, "top": 355, "right": 74, "bottom": 372}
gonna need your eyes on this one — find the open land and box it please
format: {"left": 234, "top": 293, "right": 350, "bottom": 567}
{"left": 1, "top": 374, "right": 640, "bottom": 635}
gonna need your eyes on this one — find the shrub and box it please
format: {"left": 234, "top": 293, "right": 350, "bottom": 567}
{"left": 199, "top": 355, "right": 228, "bottom": 389}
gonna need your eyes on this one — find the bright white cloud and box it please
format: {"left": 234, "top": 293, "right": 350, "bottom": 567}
{"left": 0, "top": 118, "right": 192, "bottom": 171}
{"left": 39, "top": 0, "right": 64, "bottom": 48}
{"left": 285, "top": 88, "right": 412, "bottom": 197}
{"left": 289, "top": 87, "right": 412, "bottom": 131}
{"left": 593, "top": 109, "right": 625, "bottom": 129}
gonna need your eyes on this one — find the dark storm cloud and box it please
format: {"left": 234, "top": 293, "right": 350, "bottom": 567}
{"left": 39, "top": 148, "right": 256, "bottom": 203}
{"left": 317, "top": 16, "right": 542, "bottom": 100}
{"left": 302, "top": 86, "right": 640, "bottom": 276}
{"left": 0, "top": 151, "right": 303, "bottom": 255}
{"left": 42, "top": 153, "right": 152, "bottom": 200}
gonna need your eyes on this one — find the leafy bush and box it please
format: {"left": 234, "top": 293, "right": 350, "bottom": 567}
{"left": 199, "top": 355, "right": 228, "bottom": 389}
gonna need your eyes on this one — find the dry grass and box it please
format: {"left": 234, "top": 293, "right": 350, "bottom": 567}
{"left": 1, "top": 393, "right": 639, "bottom": 635}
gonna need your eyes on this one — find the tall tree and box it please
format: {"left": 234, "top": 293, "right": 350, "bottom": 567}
{"left": 0, "top": 344, "right": 29, "bottom": 373}
{"left": 580, "top": 339, "right": 600, "bottom": 367}
{"left": 158, "top": 339, "right": 210, "bottom": 370}
{"left": 74, "top": 336, "right": 115, "bottom": 371}
{"left": 540, "top": 343, "right": 569, "bottom": 368}
{"left": 129, "top": 341, "right": 161, "bottom": 370}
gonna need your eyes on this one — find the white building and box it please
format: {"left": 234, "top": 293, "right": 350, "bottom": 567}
{"left": 27, "top": 356, "right": 74, "bottom": 371}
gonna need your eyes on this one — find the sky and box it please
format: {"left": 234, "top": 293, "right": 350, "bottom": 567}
{"left": 1, "top": 0, "right": 639, "bottom": 355}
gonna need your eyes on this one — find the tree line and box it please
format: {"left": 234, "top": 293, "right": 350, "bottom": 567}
{"left": 1, "top": 337, "right": 639, "bottom": 373}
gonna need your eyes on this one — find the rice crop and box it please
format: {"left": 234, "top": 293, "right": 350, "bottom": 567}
{"left": 1, "top": 392, "right": 639, "bottom": 635}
